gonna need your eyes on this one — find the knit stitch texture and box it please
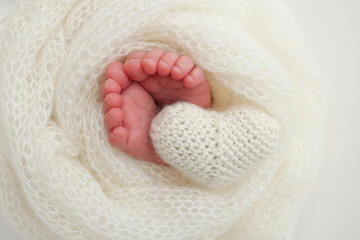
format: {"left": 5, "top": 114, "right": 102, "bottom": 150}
{"left": 151, "top": 102, "right": 280, "bottom": 187}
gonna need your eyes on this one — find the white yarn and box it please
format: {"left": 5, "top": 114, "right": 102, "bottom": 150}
{"left": 151, "top": 102, "right": 280, "bottom": 187}
{"left": 0, "top": 0, "right": 323, "bottom": 240}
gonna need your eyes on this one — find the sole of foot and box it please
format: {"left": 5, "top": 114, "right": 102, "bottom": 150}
{"left": 101, "top": 64, "right": 163, "bottom": 164}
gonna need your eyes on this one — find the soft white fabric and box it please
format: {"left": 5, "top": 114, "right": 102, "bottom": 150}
{"left": 0, "top": 0, "right": 14, "bottom": 25}
{"left": 0, "top": 0, "right": 323, "bottom": 240}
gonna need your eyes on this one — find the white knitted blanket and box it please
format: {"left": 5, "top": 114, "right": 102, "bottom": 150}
{"left": 0, "top": 0, "right": 323, "bottom": 239}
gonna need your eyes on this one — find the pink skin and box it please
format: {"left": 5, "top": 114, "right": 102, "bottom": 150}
{"left": 100, "top": 49, "right": 211, "bottom": 164}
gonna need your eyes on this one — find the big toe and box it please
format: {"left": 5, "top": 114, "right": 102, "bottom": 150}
{"left": 141, "top": 49, "right": 166, "bottom": 75}
{"left": 105, "top": 62, "right": 130, "bottom": 89}
{"left": 123, "top": 50, "right": 148, "bottom": 81}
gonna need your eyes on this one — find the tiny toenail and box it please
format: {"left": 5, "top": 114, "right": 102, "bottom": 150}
{"left": 113, "top": 128, "right": 122, "bottom": 137}
{"left": 173, "top": 66, "right": 180, "bottom": 73}
{"left": 109, "top": 109, "right": 116, "bottom": 119}
{"left": 159, "top": 60, "right": 168, "bottom": 67}
{"left": 186, "top": 75, "right": 194, "bottom": 82}
{"left": 143, "top": 58, "right": 153, "bottom": 64}
{"left": 105, "top": 81, "right": 109, "bottom": 90}
{"left": 105, "top": 96, "right": 111, "bottom": 105}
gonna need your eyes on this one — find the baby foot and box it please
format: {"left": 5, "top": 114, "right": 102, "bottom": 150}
{"left": 100, "top": 63, "right": 163, "bottom": 164}
{"left": 120, "top": 49, "right": 211, "bottom": 108}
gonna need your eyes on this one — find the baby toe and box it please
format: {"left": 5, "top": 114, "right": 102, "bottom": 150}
{"left": 100, "top": 78, "right": 121, "bottom": 100}
{"left": 142, "top": 49, "right": 165, "bottom": 75}
{"left": 170, "top": 55, "right": 195, "bottom": 80}
{"left": 124, "top": 50, "right": 146, "bottom": 61}
{"left": 108, "top": 126, "right": 128, "bottom": 150}
{"left": 157, "top": 52, "right": 180, "bottom": 76}
{"left": 102, "top": 93, "right": 122, "bottom": 114}
{"left": 182, "top": 66, "right": 206, "bottom": 88}
{"left": 123, "top": 59, "right": 148, "bottom": 81}
{"left": 105, "top": 62, "right": 130, "bottom": 89}
{"left": 104, "top": 108, "right": 124, "bottom": 132}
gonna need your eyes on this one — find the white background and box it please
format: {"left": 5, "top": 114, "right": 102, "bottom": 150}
{"left": 1, "top": 0, "right": 360, "bottom": 239}
{"left": 290, "top": 0, "right": 360, "bottom": 239}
